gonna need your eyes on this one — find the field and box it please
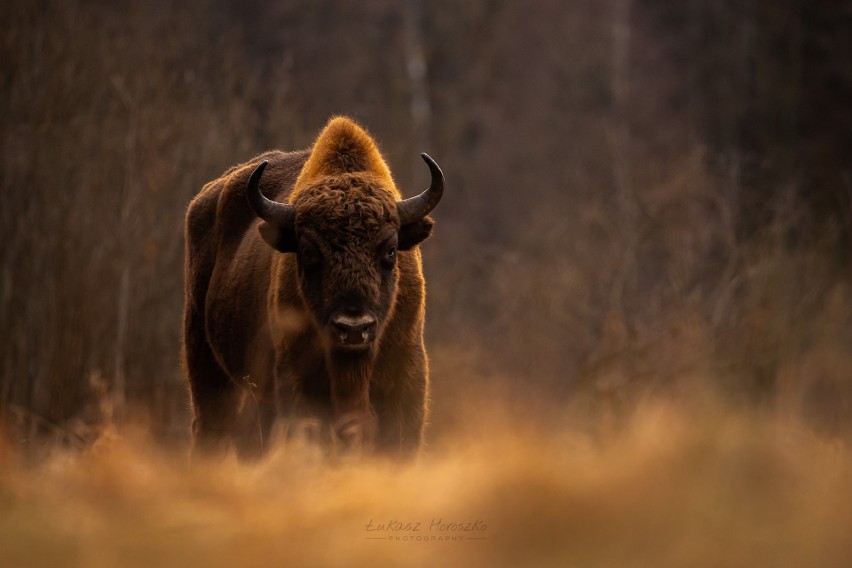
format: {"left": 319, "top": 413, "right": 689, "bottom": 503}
{"left": 2, "top": 392, "right": 850, "bottom": 568}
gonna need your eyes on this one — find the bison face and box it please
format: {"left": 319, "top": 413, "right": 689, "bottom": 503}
{"left": 246, "top": 156, "right": 443, "bottom": 356}
{"left": 297, "top": 228, "right": 397, "bottom": 352}
{"left": 292, "top": 182, "right": 402, "bottom": 353}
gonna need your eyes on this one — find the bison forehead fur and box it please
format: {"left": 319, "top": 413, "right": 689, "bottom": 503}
{"left": 294, "top": 173, "right": 399, "bottom": 240}
{"left": 182, "top": 116, "right": 442, "bottom": 460}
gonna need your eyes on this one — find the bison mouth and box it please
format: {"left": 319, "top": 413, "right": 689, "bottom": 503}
{"left": 329, "top": 312, "right": 378, "bottom": 351}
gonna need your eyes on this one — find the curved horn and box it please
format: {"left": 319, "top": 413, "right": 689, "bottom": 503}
{"left": 397, "top": 153, "right": 445, "bottom": 225}
{"left": 246, "top": 160, "right": 296, "bottom": 229}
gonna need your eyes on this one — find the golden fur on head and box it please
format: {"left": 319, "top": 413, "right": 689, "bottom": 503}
{"left": 294, "top": 116, "right": 400, "bottom": 199}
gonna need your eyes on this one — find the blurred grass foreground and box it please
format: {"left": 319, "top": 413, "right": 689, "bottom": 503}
{"left": 1, "top": 396, "right": 851, "bottom": 568}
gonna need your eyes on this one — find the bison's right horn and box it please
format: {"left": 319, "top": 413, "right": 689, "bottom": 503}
{"left": 246, "top": 160, "right": 296, "bottom": 229}
{"left": 397, "top": 154, "right": 445, "bottom": 225}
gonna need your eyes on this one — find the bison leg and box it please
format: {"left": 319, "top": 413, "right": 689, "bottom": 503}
{"left": 190, "top": 383, "right": 240, "bottom": 455}
{"left": 332, "top": 409, "right": 378, "bottom": 453}
{"left": 279, "top": 397, "right": 330, "bottom": 446}
{"left": 184, "top": 308, "right": 240, "bottom": 455}
{"left": 375, "top": 394, "right": 426, "bottom": 456}
{"left": 373, "top": 349, "right": 428, "bottom": 456}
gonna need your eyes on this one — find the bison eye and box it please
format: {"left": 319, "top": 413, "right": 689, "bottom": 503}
{"left": 299, "top": 240, "right": 321, "bottom": 269}
{"left": 381, "top": 246, "right": 397, "bottom": 268}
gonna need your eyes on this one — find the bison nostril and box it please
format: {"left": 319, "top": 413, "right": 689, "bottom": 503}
{"left": 331, "top": 314, "right": 377, "bottom": 345}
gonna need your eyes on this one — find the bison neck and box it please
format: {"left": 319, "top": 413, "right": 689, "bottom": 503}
{"left": 324, "top": 349, "right": 379, "bottom": 450}
{"left": 326, "top": 349, "right": 375, "bottom": 415}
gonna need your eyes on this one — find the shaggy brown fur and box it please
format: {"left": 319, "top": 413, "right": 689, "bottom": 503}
{"left": 183, "top": 117, "right": 435, "bottom": 458}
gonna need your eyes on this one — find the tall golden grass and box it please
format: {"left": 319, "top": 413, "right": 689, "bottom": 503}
{"left": 2, "top": 394, "right": 849, "bottom": 567}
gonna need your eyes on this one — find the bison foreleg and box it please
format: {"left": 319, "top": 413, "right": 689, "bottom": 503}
{"left": 332, "top": 409, "right": 378, "bottom": 453}
{"left": 189, "top": 380, "right": 240, "bottom": 455}
{"left": 184, "top": 308, "right": 241, "bottom": 455}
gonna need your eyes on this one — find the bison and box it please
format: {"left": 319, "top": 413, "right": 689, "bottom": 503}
{"left": 183, "top": 117, "right": 443, "bottom": 458}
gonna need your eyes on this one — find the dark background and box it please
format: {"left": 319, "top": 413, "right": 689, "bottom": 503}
{"left": 2, "top": 0, "right": 850, "bottom": 445}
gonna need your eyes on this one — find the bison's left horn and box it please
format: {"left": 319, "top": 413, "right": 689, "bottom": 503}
{"left": 246, "top": 160, "right": 296, "bottom": 229}
{"left": 397, "top": 153, "right": 444, "bottom": 225}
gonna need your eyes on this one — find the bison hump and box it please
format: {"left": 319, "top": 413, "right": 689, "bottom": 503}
{"left": 295, "top": 116, "right": 398, "bottom": 196}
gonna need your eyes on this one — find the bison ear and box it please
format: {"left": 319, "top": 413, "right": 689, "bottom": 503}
{"left": 258, "top": 222, "right": 298, "bottom": 253}
{"left": 398, "top": 216, "right": 434, "bottom": 251}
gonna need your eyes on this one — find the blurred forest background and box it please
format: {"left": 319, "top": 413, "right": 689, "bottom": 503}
{"left": 1, "top": 0, "right": 850, "bottom": 446}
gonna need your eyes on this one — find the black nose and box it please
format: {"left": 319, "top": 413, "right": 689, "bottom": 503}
{"left": 331, "top": 314, "right": 377, "bottom": 346}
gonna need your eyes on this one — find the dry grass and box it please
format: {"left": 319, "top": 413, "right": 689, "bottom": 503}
{"left": 1, "top": 395, "right": 850, "bottom": 568}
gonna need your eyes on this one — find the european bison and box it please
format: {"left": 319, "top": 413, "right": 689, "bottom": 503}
{"left": 183, "top": 117, "right": 443, "bottom": 458}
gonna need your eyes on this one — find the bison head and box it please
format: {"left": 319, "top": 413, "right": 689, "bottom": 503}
{"left": 245, "top": 120, "right": 443, "bottom": 357}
